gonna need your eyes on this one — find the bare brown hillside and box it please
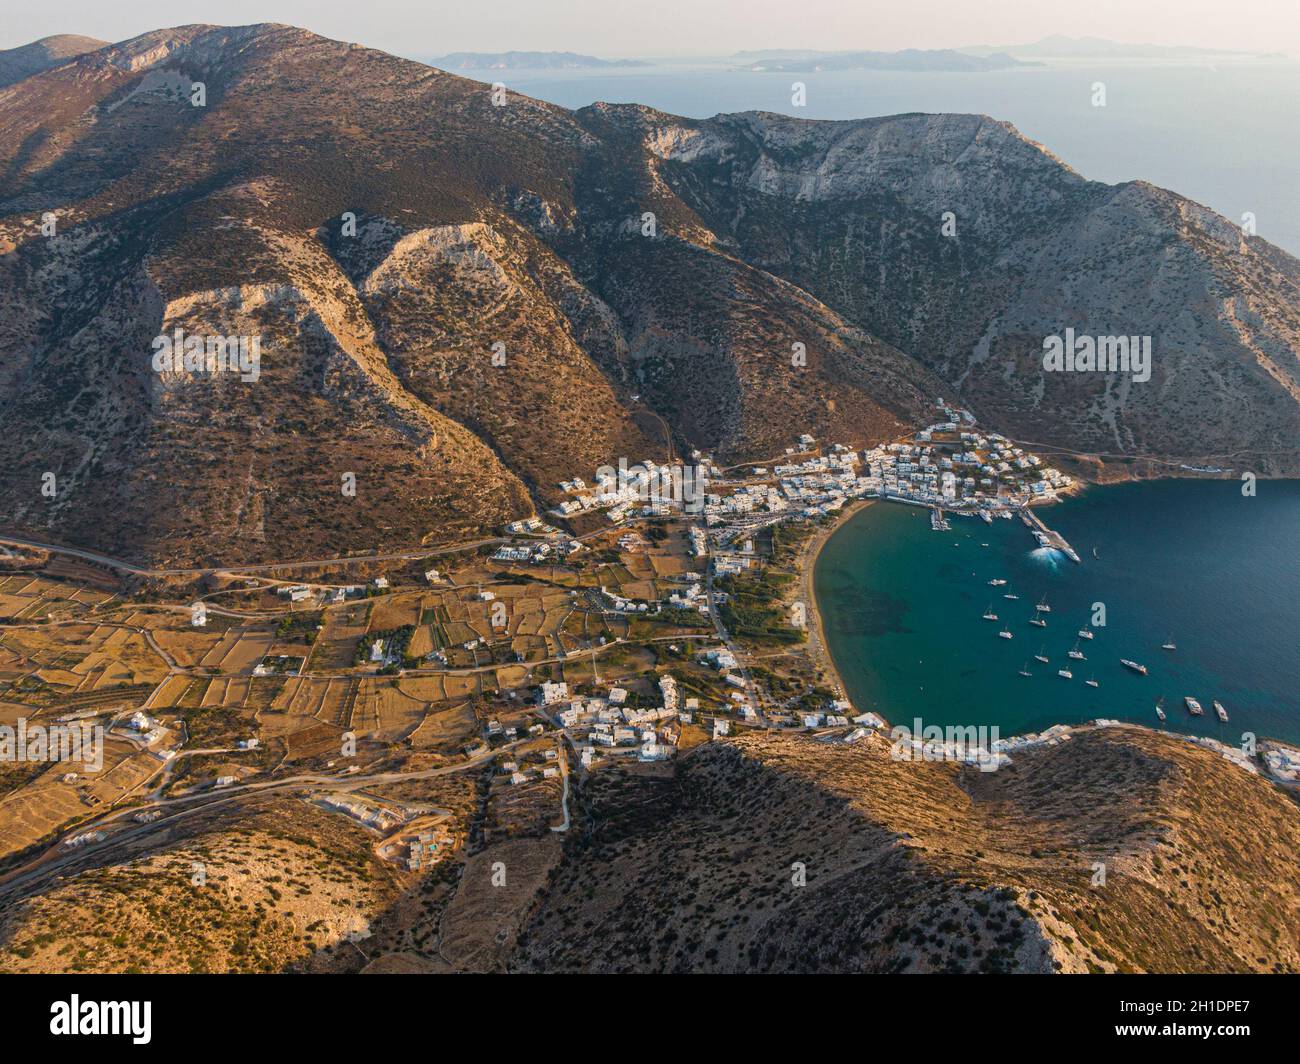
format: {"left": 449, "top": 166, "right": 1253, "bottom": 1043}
{"left": 0, "top": 23, "right": 1296, "bottom": 565}
{"left": 0, "top": 34, "right": 106, "bottom": 88}
{"left": 517, "top": 727, "right": 1300, "bottom": 973}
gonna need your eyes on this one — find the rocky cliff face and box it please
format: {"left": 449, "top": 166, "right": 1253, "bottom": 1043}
{"left": 631, "top": 108, "right": 1300, "bottom": 471}
{"left": 0, "top": 23, "right": 1297, "bottom": 563}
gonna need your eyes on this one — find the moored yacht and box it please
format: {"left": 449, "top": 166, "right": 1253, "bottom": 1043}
{"left": 1184, "top": 696, "right": 1203, "bottom": 716}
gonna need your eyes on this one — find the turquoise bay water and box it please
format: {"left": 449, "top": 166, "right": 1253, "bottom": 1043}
{"left": 814, "top": 480, "right": 1300, "bottom": 745}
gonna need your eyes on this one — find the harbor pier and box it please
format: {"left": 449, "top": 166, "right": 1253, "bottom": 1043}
{"left": 1020, "top": 508, "right": 1081, "bottom": 563}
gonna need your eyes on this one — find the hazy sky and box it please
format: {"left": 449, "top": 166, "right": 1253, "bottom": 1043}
{"left": 4, "top": 0, "right": 1298, "bottom": 57}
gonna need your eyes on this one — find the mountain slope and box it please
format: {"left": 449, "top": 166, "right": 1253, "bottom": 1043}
{"left": 0, "top": 24, "right": 936, "bottom": 563}
{"left": 0, "top": 23, "right": 1297, "bottom": 563}
{"left": 634, "top": 108, "right": 1300, "bottom": 471}
{"left": 0, "top": 34, "right": 106, "bottom": 89}
{"left": 518, "top": 727, "right": 1300, "bottom": 973}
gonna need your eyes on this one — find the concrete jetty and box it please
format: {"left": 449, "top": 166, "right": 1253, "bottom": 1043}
{"left": 1020, "top": 508, "right": 1081, "bottom": 563}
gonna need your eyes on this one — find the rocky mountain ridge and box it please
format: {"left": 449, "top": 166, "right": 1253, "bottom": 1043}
{"left": 0, "top": 34, "right": 107, "bottom": 88}
{"left": 0, "top": 23, "right": 1296, "bottom": 563}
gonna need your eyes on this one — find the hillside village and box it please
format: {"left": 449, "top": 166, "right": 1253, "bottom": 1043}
{"left": 551, "top": 400, "right": 1075, "bottom": 541}
{"left": 0, "top": 403, "right": 1085, "bottom": 842}
{"left": 440, "top": 400, "right": 1300, "bottom": 796}
{"left": 2, "top": 16, "right": 1300, "bottom": 984}
{"left": 1, "top": 400, "right": 1296, "bottom": 979}
{"left": 457, "top": 403, "right": 1086, "bottom": 780}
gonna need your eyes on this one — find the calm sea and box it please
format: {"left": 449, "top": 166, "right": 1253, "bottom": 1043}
{"left": 447, "top": 59, "right": 1300, "bottom": 257}
{"left": 814, "top": 479, "right": 1300, "bottom": 744}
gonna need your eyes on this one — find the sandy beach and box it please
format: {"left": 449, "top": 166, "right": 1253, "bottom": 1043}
{"left": 796, "top": 499, "right": 874, "bottom": 715}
